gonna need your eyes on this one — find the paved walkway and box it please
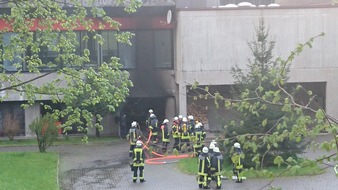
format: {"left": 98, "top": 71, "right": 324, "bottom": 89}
{"left": 1, "top": 135, "right": 338, "bottom": 190}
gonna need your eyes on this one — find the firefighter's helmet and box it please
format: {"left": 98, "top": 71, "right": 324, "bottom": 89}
{"left": 131, "top": 121, "right": 137, "bottom": 127}
{"left": 234, "top": 142, "right": 241, "bottom": 149}
{"left": 163, "top": 119, "right": 169, "bottom": 124}
{"left": 188, "top": 115, "right": 194, "bottom": 120}
{"left": 209, "top": 142, "right": 216, "bottom": 150}
{"left": 213, "top": 147, "right": 220, "bottom": 153}
{"left": 202, "top": 147, "right": 209, "bottom": 153}
{"left": 136, "top": 140, "right": 143, "bottom": 147}
{"left": 149, "top": 109, "right": 153, "bottom": 113}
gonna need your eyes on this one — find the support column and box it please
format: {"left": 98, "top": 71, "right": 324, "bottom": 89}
{"left": 179, "top": 84, "right": 187, "bottom": 117}
{"left": 24, "top": 103, "right": 40, "bottom": 137}
{"left": 165, "top": 96, "right": 176, "bottom": 128}
{"left": 326, "top": 80, "right": 338, "bottom": 120}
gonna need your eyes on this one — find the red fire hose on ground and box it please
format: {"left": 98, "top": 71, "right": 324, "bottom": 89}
{"left": 141, "top": 132, "right": 193, "bottom": 165}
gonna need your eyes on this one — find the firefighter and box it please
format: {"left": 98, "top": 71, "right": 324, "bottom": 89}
{"left": 178, "top": 115, "right": 183, "bottom": 127}
{"left": 180, "top": 117, "right": 191, "bottom": 152}
{"left": 145, "top": 109, "right": 153, "bottom": 127}
{"left": 231, "top": 142, "right": 245, "bottom": 183}
{"left": 210, "top": 147, "right": 223, "bottom": 189}
{"left": 148, "top": 113, "right": 158, "bottom": 144}
{"left": 198, "top": 146, "right": 211, "bottom": 189}
{"left": 187, "top": 115, "right": 196, "bottom": 134}
{"left": 132, "top": 140, "right": 146, "bottom": 183}
{"left": 192, "top": 122, "right": 206, "bottom": 157}
{"left": 126, "top": 121, "right": 141, "bottom": 157}
{"left": 161, "top": 119, "right": 170, "bottom": 153}
{"left": 171, "top": 116, "right": 181, "bottom": 151}
{"left": 209, "top": 141, "right": 216, "bottom": 157}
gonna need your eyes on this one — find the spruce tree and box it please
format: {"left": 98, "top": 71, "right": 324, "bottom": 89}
{"left": 225, "top": 18, "right": 307, "bottom": 168}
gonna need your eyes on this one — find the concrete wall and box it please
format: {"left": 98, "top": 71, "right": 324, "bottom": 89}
{"left": 24, "top": 103, "right": 40, "bottom": 136}
{"left": 175, "top": 6, "right": 338, "bottom": 118}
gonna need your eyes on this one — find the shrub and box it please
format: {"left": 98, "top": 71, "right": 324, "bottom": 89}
{"left": 29, "top": 113, "right": 59, "bottom": 152}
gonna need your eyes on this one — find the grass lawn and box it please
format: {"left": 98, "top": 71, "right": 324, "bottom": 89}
{"left": 178, "top": 157, "right": 324, "bottom": 178}
{"left": 0, "top": 136, "right": 120, "bottom": 147}
{"left": 0, "top": 152, "right": 59, "bottom": 190}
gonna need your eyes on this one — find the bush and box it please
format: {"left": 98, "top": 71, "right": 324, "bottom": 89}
{"left": 29, "top": 113, "right": 59, "bottom": 152}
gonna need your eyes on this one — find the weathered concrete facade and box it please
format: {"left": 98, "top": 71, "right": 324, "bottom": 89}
{"left": 175, "top": 6, "right": 338, "bottom": 120}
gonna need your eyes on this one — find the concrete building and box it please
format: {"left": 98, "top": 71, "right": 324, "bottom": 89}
{"left": 1, "top": 0, "right": 337, "bottom": 136}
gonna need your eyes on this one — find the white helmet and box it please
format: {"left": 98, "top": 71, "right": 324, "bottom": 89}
{"left": 209, "top": 143, "right": 215, "bottom": 149}
{"left": 178, "top": 115, "right": 183, "bottom": 119}
{"left": 131, "top": 121, "right": 137, "bottom": 127}
{"left": 136, "top": 140, "right": 142, "bottom": 147}
{"left": 202, "top": 147, "right": 209, "bottom": 153}
{"left": 211, "top": 140, "right": 217, "bottom": 146}
{"left": 163, "top": 119, "right": 169, "bottom": 124}
{"left": 149, "top": 109, "right": 153, "bottom": 113}
{"left": 188, "top": 115, "right": 194, "bottom": 120}
{"left": 173, "top": 116, "right": 178, "bottom": 121}
{"left": 182, "top": 117, "right": 188, "bottom": 122}
{"left": 195, "top": 122, "right": 202, "bottom": 129}
{"left": 234, "top": 142, "right": 241, "bottom": 149}
{"left": 150, "top": 113, "right": 156, "bottom": 118}
{"left": 213, "top": 147, "right": 220, "bottom": 153}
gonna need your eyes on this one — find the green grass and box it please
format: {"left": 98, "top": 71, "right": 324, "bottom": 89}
{"left": 0, "top": 152, "right": 59, "bottom": 190}
{"left": 178, "top": 157, "right": 324, "bottom": 178}
{"left": 0, "top": 136, "right": 120, "bottom": 147}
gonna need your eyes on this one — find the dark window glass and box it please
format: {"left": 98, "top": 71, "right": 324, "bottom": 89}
{"left": 101, "top": 31, "right": 118, "bottom": 64}
{"left": 74, "top": 31, "right": 99, "bottom": 67}
{"left": 119, "top": 31, "right": 136, "bottom": 69}
{"left": 154, "top": 30, "right": 172, "bottom": 69}
{"left": 1, "top": 33, "right": 22, "bottom": 72}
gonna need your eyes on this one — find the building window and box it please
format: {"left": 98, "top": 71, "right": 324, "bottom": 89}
{"left": 154, "top": 30, "right": 172, "bottom": 69}
{"left": 1, "top": 32, "right": 22, "bottom": 72}
{"left": 75, "top": 31, "right": 99, "bottom": 67}
{"left": 101, "top": 31, "right": 118, "bottom": 64}
{"left": 119, "top": 31, "right": 136, "bottom": 69}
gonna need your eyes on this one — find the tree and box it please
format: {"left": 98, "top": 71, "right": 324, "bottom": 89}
{"left": 192, "top": 19, "right": 336, "bottom": 187}
{"left": 0, "top": 0, "right": 141, "bottom": 135}
{"left": 226, "top": 18, "right": 307, "bottom": 169}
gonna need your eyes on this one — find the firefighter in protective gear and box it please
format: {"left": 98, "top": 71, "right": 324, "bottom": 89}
{"left": 148, "top": 113, "right": 159, "bottom": 144}
{"left": 132, "top": 140, "right": 146, "bottom": 183}
{"left": 146, "top": 109, "right": 154, "bottom": 127}
{"left": 161, "top": 119, "right": 170, "bottom": 153}
{"left": 231, "top": 142, "right": 244, "bottom": 183}
{"left": 180, "top": 117, "right": 191, "bottom": 152}
{"left": 187, "top": 115, "right": 196, "bottom": 134}
{"left": 178, "top": 115, "right": 183, "bottom": 128}
{"left": 126, "top": 121, "right": 141, "bottom": 157}
{"left": 171, "top": 116, "right": 181, "bottom": 151}
{"left": 210, "top": 147, "right": 223, "bottom": 189}
{"left": 209, "top": 141, "right": 216, "bottom": 157}
{"left": 192, "top": 122, "right": 206, "bottom": 157}
{"left": 198, "top": 147, "right": 211, "bottom": 189}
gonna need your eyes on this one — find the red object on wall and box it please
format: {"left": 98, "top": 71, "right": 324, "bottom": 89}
{"left": 0, "top": 16, "right": 174, "bottom": 32}
{"left": 55, "top": 121, "right": 62, "bottom": 135}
